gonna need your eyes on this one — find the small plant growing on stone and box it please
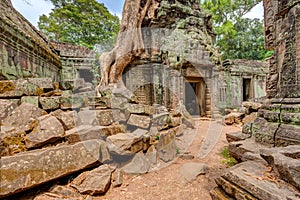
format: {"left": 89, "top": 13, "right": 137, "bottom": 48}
{"left": 155, "top": 135, "right": 160, "bottom": 140}
{"left": 220, "top": 147, "right": 237, "bottom": 167}
{"left": 176, "top": 147, "right": 180, "bottom": 155}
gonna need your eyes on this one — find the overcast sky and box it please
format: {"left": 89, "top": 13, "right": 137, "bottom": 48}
{"left": 11, "top": 0, "right": 263, "bottom": 28}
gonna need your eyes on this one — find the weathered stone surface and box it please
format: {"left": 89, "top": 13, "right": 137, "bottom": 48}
{"left": 242, "top": 122, "right": 252, "bottom": 135}
{"left": 0, "top": 139, "right": 110, "bottom": 198}
{"left": 0, "top": 127, "right": 26, "bottom": 157}
{"left": 122, "top": 152, "right": 151, "bottom": 175}
{"left": 260, "top": 146, "right": 300, "bottom": 190}
{"left": 173, "top": 102, "right": 195, "bottom": 128}
{"left": 2, "top": 102, "right": 47, "bottom": 133}
{"left": 242, "top": 101, "right": 262, "bottom": 112}
{"left": 215, "top": 177, "right": 257, "bottom": 200}
{"left": 111, "top": 168, "right": 123, "bottom": 188}
{"left": 151, "top": 113, "right": 170, "bottom": 131}
{"left": 33, "top": 193, "right": 84, "bottom": 200}
{"left": 0, "top": 99, "right": 19, "bottom": 120}
{"left": 252, "top": 118, "right": 279, "bottom": 146}
{"left": 226, "top": 132, "right": 251, "bottom": 143}
{"left": 50, "top": 109, "right": 77, "bottom": 131}
{"left": 21, "top": 96, "right": 39, "bottom": 107}
{"left": 180, "top": 163, "right": 208, "bottom": 182}
{"left": 77, "top": 109, "right": 96, "bottom": 126}
{"left": 155, "top": 128, "right": 177, "bottom": 162}
{"left": 275, "top": 124, "right": 300, "bottom": 146}
{"left": 219, "top": 161, "right": 300, "bottom": 200}
{"left": 145, "top": 145, "right": 158, "bottom": 165}
{"left": 210, "top": 187, "right": 235, "bottom": 200}
{"left": 224, "top": 112, "right": 244, "bottom": 125}
{"left": 50, "top": 185, "right": 82, "bottom": 198}
{"left": 25, "top": 115, "right": 65, "bottom": 149}
{"left": 65, "top": 124, "right": 126, "bottom": 144}
{"left": 127, "top": 114, "right": 151, "bottom": 129}
{"left": 71, "top": 164, "right": 112, "bottom": 195}
{"left": 228, "top": 138, "right": 266, "bottom": 161}
{"left": 60, "top": 96, "right": 85, "bottom": 109}
{"left": 0, "top": 80, "right": 15, "bottom": 94}
{"left": 39, "top": 97, "right": 60, "bottom": 110}
{"left": 125, "top": 103, "right": 154, "bottom": 115}
{"left": 95, "top": 110, "right": 115, "bottom": 126}
{"left": 106, "top": 129, "right": 148, "bottom": 155}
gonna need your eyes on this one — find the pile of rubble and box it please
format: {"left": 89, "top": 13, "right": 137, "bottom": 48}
{"left": 211, "top": 103, "right": 300, "bottom": 199}
{"left": 223, "top": 101, "right": 263, "bottom": 126}
{"left": 0, "top": 78, "right": 195, "bottom": 199}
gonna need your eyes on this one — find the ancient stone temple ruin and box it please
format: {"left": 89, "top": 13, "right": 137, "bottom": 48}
{"left": 216, "top": 59, "right": 268, "bottom": 110}
{"left": 211, "top": 0, "right": 300, "bottom": 199}
{"left": 120, "top": 0, "right": 220, "bottom": 117}
{"left": 0, "top": 0, "right": 61, "bottom": 81}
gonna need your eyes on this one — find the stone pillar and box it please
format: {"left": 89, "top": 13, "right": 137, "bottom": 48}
{"left": 253, "top": 0, "right": 300, "bottom": 147}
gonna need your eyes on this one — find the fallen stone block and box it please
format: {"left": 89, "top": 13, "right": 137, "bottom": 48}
{"left": 25, "top": 115, "right": 65, "bottom": 149}
{"left": 77, "top": 109, "right": 97, "bottom": 126}
{"left": 106, "top": 129, "right": 148, "bottom": 155}
{"left": 220, "top": 161, "right": 300, "bottom": 200}
{"left": 226, "top": 132, "right": 251, "bottom": 143}
{"left": 0, "top": 139, "right": 110, "bottom": 198}
{"left": 156, "top": 128, "right": 177, "bottom": 162}
{"left": 151, "top": 113, "right": 170, "bottom": 131}
{"left": 50, "top": 185, "right": 82, "bottom": 198}
{"left": 65, "top": 124, "right": 126, "bottom": 144}
{"left": 127, "top": 114, "right": 151, "bottom": 129}
{"left": 21, "top": 96, "right": 39, "bottom": 107}
{"left": 275, "top": 124, "right": 300, "bottom": 146}
{"left": 95, "top": 110, "right": 115, "bottom": 126}
{"left": 260, "top": 146, "right": 300, "bottom": 190}
{"left": 2, "top": 102, "right": 47, "bottom": 133}
{"left": 180, "top": 162, "right": 208, "bottom": 182}
{"left": 0, "top": 99, "right": 19, "bottom": 121}
{"left": 125, "top": 103, "right": 154, "bottom": 115}
{"left": 224, "top": 112, "right": 244, "bottom": 125}
{"left": 71, "top": 164, "right": 112, "bottom": 195}
{"left": 228, "top": 138, "right": 266, "bottom": 161}
{"left": 50, "top": 109, "right": 77, "bottom": 131}
{"left": 122, "top": 152, "right": 150, "bottom": 175}
{"left": 39, "top": 97, "right": 60, "bottom": 110}
{"left": 111, "top": 168, "right": 123, "bottom": 188}
{"left": 210, "top": 187, "right": 235, "bottom": 200}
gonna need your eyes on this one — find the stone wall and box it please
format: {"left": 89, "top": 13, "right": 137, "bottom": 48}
{"left": 217, "top": 59, "right": 268, "bottom": 109}
{"left": 0, "top": 0, "right": 61, "bottom": 81}
{"left": 51, "top": 42, "right": 95, "bottom": 82}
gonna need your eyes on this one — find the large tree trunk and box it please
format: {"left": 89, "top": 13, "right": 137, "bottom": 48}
{"left": 98, "top": 0, "right": 157, "bottom": 90}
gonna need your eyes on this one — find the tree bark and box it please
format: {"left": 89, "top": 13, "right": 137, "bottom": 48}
{"left": 98, "top": 0, "right": 156, "bottom": 89}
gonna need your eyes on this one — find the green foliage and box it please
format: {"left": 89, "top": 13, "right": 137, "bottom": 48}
{"left": 200, "top": 0, "right": 272, "bottom": 60}
{"left": 38, "top": 0, "right": 119, "bottom": 49}
{"left": 220, "top": 147, "right": 237, "bottom": 167}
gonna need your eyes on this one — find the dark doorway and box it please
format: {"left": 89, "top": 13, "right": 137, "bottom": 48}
{"left": 185, "top": 82, "right": 200, "bottom": 116}
{"left": 78, "top": 69, "right": 94, "bottom": 83}
{"left": 243, "top": 78, "right": 252, "bottom": 101}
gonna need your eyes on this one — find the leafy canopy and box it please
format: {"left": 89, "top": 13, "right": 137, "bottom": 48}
{"left": 200, "top": 0, "right": 272, "bottom": 60}
{"left": 38, "top": 0, "right": 120, "bottom": 49}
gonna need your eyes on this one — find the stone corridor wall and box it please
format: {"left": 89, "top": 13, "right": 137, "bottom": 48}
{"left": 217, "top": 59, "right": 268, "bottom": 109}
{"left": 0, "top": 0, "right": 61, "bottom": 81}
{"left": 51, "top": 42, "right": 95, "bottom": 81}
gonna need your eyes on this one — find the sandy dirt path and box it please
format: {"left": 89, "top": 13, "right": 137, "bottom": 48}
{"left": 96, "top": 119, "right": 241, "bottom": 200}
